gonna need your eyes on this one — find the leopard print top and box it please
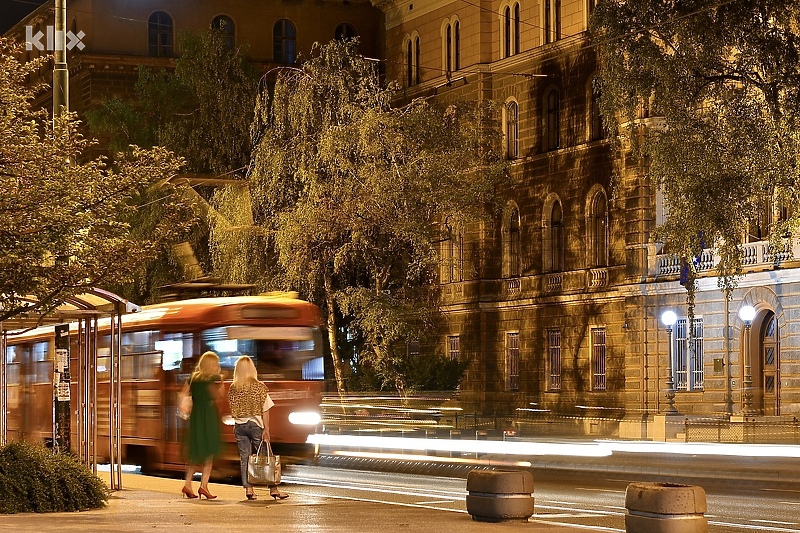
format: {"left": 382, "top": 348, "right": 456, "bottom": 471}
{"left": 228, "top": 380, "right": 269, "bottom": 419}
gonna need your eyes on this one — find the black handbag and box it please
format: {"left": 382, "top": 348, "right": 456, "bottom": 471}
{"left": 247, "top": 441, "right": 281, "bottom": 486}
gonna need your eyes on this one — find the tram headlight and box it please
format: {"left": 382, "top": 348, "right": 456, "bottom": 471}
{"left": 288, "top": 411, "right": 321, "bottom": 426}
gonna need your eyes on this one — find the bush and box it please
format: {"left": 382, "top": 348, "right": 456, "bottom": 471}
{"left": 0, "top": 441, "right": 109, "bottom": 514}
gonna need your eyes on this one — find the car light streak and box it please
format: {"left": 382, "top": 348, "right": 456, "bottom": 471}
{"left": 597, "top": 439, "right": 800, "bottom": 458}
{"left": 326, "top": 450, "right": 532, "bottom": 468}
{"left": 307, "top": 434, "right": 612, "bottom": 457}
{"left": 282, "top": 476, "right": 464, "bottom": 501}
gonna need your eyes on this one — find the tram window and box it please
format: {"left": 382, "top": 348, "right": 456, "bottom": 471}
{"left": 122, "top": 330, "right": 156, "bottom": 354}
{"left": 121, "top": 352, "right": 161, "bottom": 380}
{"left": 33, "top": 341, "right": 52, "bottom": 383}
{"left": 156, "top": 339, "right": 183, "bottom": 371}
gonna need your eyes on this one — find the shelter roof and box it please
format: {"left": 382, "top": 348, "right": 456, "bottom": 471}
{"left": 0, "top": 288, "right": 140, "bottom": 335}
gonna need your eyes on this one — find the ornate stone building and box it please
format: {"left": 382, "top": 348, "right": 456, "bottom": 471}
{"left": 371, "top": 0, "right": 800, "bottom": 435}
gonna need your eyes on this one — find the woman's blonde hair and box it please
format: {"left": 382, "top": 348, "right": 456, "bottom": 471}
{"left": 232, "top": 356, "right": 258, "bottom": 389}
{"left": 191, "top": 351, "right": 220, "bottom": 381}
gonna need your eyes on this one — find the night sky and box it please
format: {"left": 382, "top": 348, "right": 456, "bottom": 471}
{"left": 1, "top": 0, "right": 48, "bottom": 34}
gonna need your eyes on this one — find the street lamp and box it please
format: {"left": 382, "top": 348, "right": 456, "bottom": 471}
{"left": 661, "top": 310, "right": 678, "bottom": 414}
{"left": 738, "top": 305, "right": 757, "bottom": 416}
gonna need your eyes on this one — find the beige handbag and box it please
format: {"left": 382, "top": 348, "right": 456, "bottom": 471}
{"left": 247, "top": 441, "right": 281, "bottom": 485}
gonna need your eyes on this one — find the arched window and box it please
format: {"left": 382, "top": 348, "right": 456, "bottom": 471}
{"left": 148, "top": 12, "right": 173, "bottom": 57}
{"left": 448, "top": 228, "right": 464, "bottom": 282}
{"left": 503, "top": 6, "right": 511, "bottom": 58}
{"left": 544, "top": 0, "right": 561, "bottom": 44}
{"left": 590, "top": 192, "right": 608, "bottom": 267}
{"left": 546, "top": 88, "right": 560, "bottom": 151}
{"left": 415, "top": 36, "right": 421, "bottom": 83}
{"left": 504, "top": 206, "right": 521, "bottom": 278}
{"left": 335, "top": 23, "right": 357, "bottom": 40}
{"left": 549, "top": 201, "right": 564, "bottom": 272}
{"left": 211, "top": 15, "right": 235, "bottom": 51}
{"left": 504, "top": 100, "right": 519, "bottom": 159}
{"left": 442, "top": 18, "right": 460, "bottom": 74}
{"left": 590, "top": 84, "right": 604, "bottom": 141}
{"left": 501, "top": 3, "right": 521, "bottom": 59}
{"left": 273, "top": 19, "right": 296, "bottom": 63}
{"left": 405, "top": 33, "right": 421, "bottom": 86}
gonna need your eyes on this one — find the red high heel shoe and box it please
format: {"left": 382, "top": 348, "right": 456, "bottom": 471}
{"left": 197, "top": 487, "right": 217, "bottom": 500}
{"left": 181, "top": 486, "right": 198, "bottom": 499}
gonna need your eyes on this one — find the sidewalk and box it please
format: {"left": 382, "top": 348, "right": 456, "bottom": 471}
{"left": 0, "top": 473, "right": 603, "bottom": 533}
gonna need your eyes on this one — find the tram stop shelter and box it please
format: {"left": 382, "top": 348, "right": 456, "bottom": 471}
{"left": 0, "top": 288, "right": 140, "bottom": 490}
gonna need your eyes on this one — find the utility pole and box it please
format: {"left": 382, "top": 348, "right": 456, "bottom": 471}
{"left": 53, "top": 0, "right": 68, "bottom": 120}
{"left": 52, "top": 0, "right": 71, "bottom": 454}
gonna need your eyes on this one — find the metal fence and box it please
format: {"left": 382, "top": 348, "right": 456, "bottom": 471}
{"left": 683, "top": 417, "right": 800, "bottom": 444}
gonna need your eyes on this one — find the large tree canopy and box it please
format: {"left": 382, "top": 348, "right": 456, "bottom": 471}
{"left": 592, "top": 0, "right": 800, "bottom": 296}
{"left": 87, "top": 29, "right": 259, "bottom": 303}
{"left": 211, "top": 40, "right": 508, "bottom": 392}
{"left": 0, "top": 39, "right": 192, "bottom": 322}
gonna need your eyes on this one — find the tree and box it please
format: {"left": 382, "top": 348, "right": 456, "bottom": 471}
{"left": 592, "top": 0, "right": 800, "bottom": 310}
{"left": 87, "top": 29, "right": 259, "bottom": 303}
{"left": 211, "top": 40, "right": 508, "bottom": 393}
{"left": 0, "top": 38, "right": 192, "bottom": 322}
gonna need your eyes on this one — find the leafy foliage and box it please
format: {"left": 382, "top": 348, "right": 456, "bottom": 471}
{"left": 0, "top": 38, "right": 191, "bottom": 321}
{"left": 0, "top": 441, "right": 109, "bottom": 514}
{"left": 349, "top": 353, "right": 471, "bottom": 392}
{"left": 592, "top": 0, "right": 800, "bottom": 297}
{"left": 211, "top": 40, "right": 508, "bottom": 392}
{"left": 86, "top": 29, "right": 259, "bottom": 303}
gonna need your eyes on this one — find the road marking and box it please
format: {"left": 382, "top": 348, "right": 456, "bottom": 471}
{"left": 752, "top": 520, "right": 798, "bottom": 526}
{"left": 528, "top": 519, "right": 624, "bottom": 532}
{"left": 416, "top": 499, "right": 458, "bottom": 505}
{"left": 708, "top": 520, "right": 800, "bottom": 532}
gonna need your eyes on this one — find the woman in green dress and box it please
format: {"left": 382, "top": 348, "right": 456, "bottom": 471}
{"left": 181, "top": 351, "right": 222, "bottom": 500}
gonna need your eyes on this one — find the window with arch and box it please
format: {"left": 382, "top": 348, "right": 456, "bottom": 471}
{"left": 590, "top": 82, "right": 604, "bottom": 141}
{"left": 273, "top": 19, "right": 296, "bottom": 63}
{"left": 211, "top": 15, "right": 235, "bottom": 51}
{"left": 148, "top": 12, "right": 173, "bottom": 57}
{"left": 335, "top": 23, "right": 357, "bottom": 40}
{"left": 500, "top": 2, "right": 521, "bottom": 59}
{"left": 544, "top": 0, "right": 561, "bottom": 44}
{"left": 443, "top": 226, "right": 464, "bottom": 283}
{"left": 545, "top": 88, "right": 560, "bottom": 151}
{"left": 503, "top": 206, "right": 521, "bottom": 278}
{"left": 504, "top": 99, "right": 519, "bottom": 159}
{"left": 405, "top": 33, "right": 421, "bottom": 86}
{"left": 442, "top": 18, "right": 460, "bottom": 74}
{"left": 546, "top": 200, "right": 564, "bottom": 272}
{"left": 589, "top": 191, "right": 608, "bottom": 267}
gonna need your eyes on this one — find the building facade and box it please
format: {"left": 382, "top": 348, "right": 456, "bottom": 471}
{"left": 372, "top": 0, "right": 800, "bottom": 435}
{"left": 6, "top": 0, "right": 382, "bottom": 124}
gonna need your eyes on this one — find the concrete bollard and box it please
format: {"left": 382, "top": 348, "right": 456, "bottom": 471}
{"left": 625, "top": 482, "right": 707, "bottom": 533}
{"left": 466, "top": 469, "right": 534, "bottom": 523}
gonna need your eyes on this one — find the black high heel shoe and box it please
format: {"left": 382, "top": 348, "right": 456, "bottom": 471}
{"left": 197, "top": 487, "right": 217, "bottom": 500}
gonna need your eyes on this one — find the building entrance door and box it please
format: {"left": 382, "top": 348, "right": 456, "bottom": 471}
{"left": 760, "top": 311, "right": 779, "bottom": 416}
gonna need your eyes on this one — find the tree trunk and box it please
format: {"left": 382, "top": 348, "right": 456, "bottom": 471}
{"left": 324, "top": 270, "right": 347, "bottom": 395}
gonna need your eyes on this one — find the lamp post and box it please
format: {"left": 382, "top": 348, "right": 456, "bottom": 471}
{"left": 661, "top": 310, "right": 678, "bottom": 414}
{"left": 739, "top": 305, "right": 757, "bottom": 417}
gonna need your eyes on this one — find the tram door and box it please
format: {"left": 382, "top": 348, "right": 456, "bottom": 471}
{"left": 760, "top": 311, "right": 779, "bottom": 416}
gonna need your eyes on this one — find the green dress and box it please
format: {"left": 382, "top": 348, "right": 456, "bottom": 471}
{"left": 185, "top": 375, "right": 222, "bottom": 464}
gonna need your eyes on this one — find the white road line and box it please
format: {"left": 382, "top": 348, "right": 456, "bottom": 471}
{"left": 708, "top": 520, "right": 800, "bottom": 532}
{"left": 528, "top": 519, "right": 624, "bottom": 532}
{"left": 752, "top": 520, "right": 798, "bottom": 526}
{"left": 415, "top": 499, "right": 458, "bottom": 505}
{"left": 779, "top": 501, "right": 800, "bottom": 505}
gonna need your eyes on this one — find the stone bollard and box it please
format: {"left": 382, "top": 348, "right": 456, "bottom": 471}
{"left": 625, "top": 482, "right": 707, "bottom": 533}
{"left": 466, "top": 469, "right": 534, "bottom": 523}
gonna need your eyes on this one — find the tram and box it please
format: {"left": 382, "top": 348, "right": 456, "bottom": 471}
{"left": 3, "top": 295, "right": 324, "bottom": 476}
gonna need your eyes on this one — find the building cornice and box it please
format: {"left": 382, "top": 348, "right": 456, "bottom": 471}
{"left": 371, "top": 0, "right": 459, "bottom": 30}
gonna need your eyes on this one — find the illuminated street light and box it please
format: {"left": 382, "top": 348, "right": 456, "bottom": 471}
{"left": 738, "top": 305, "right": 757, "bottom": 416}
{"left": 661, "top": 310, "right": 678, "bottom": 414}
